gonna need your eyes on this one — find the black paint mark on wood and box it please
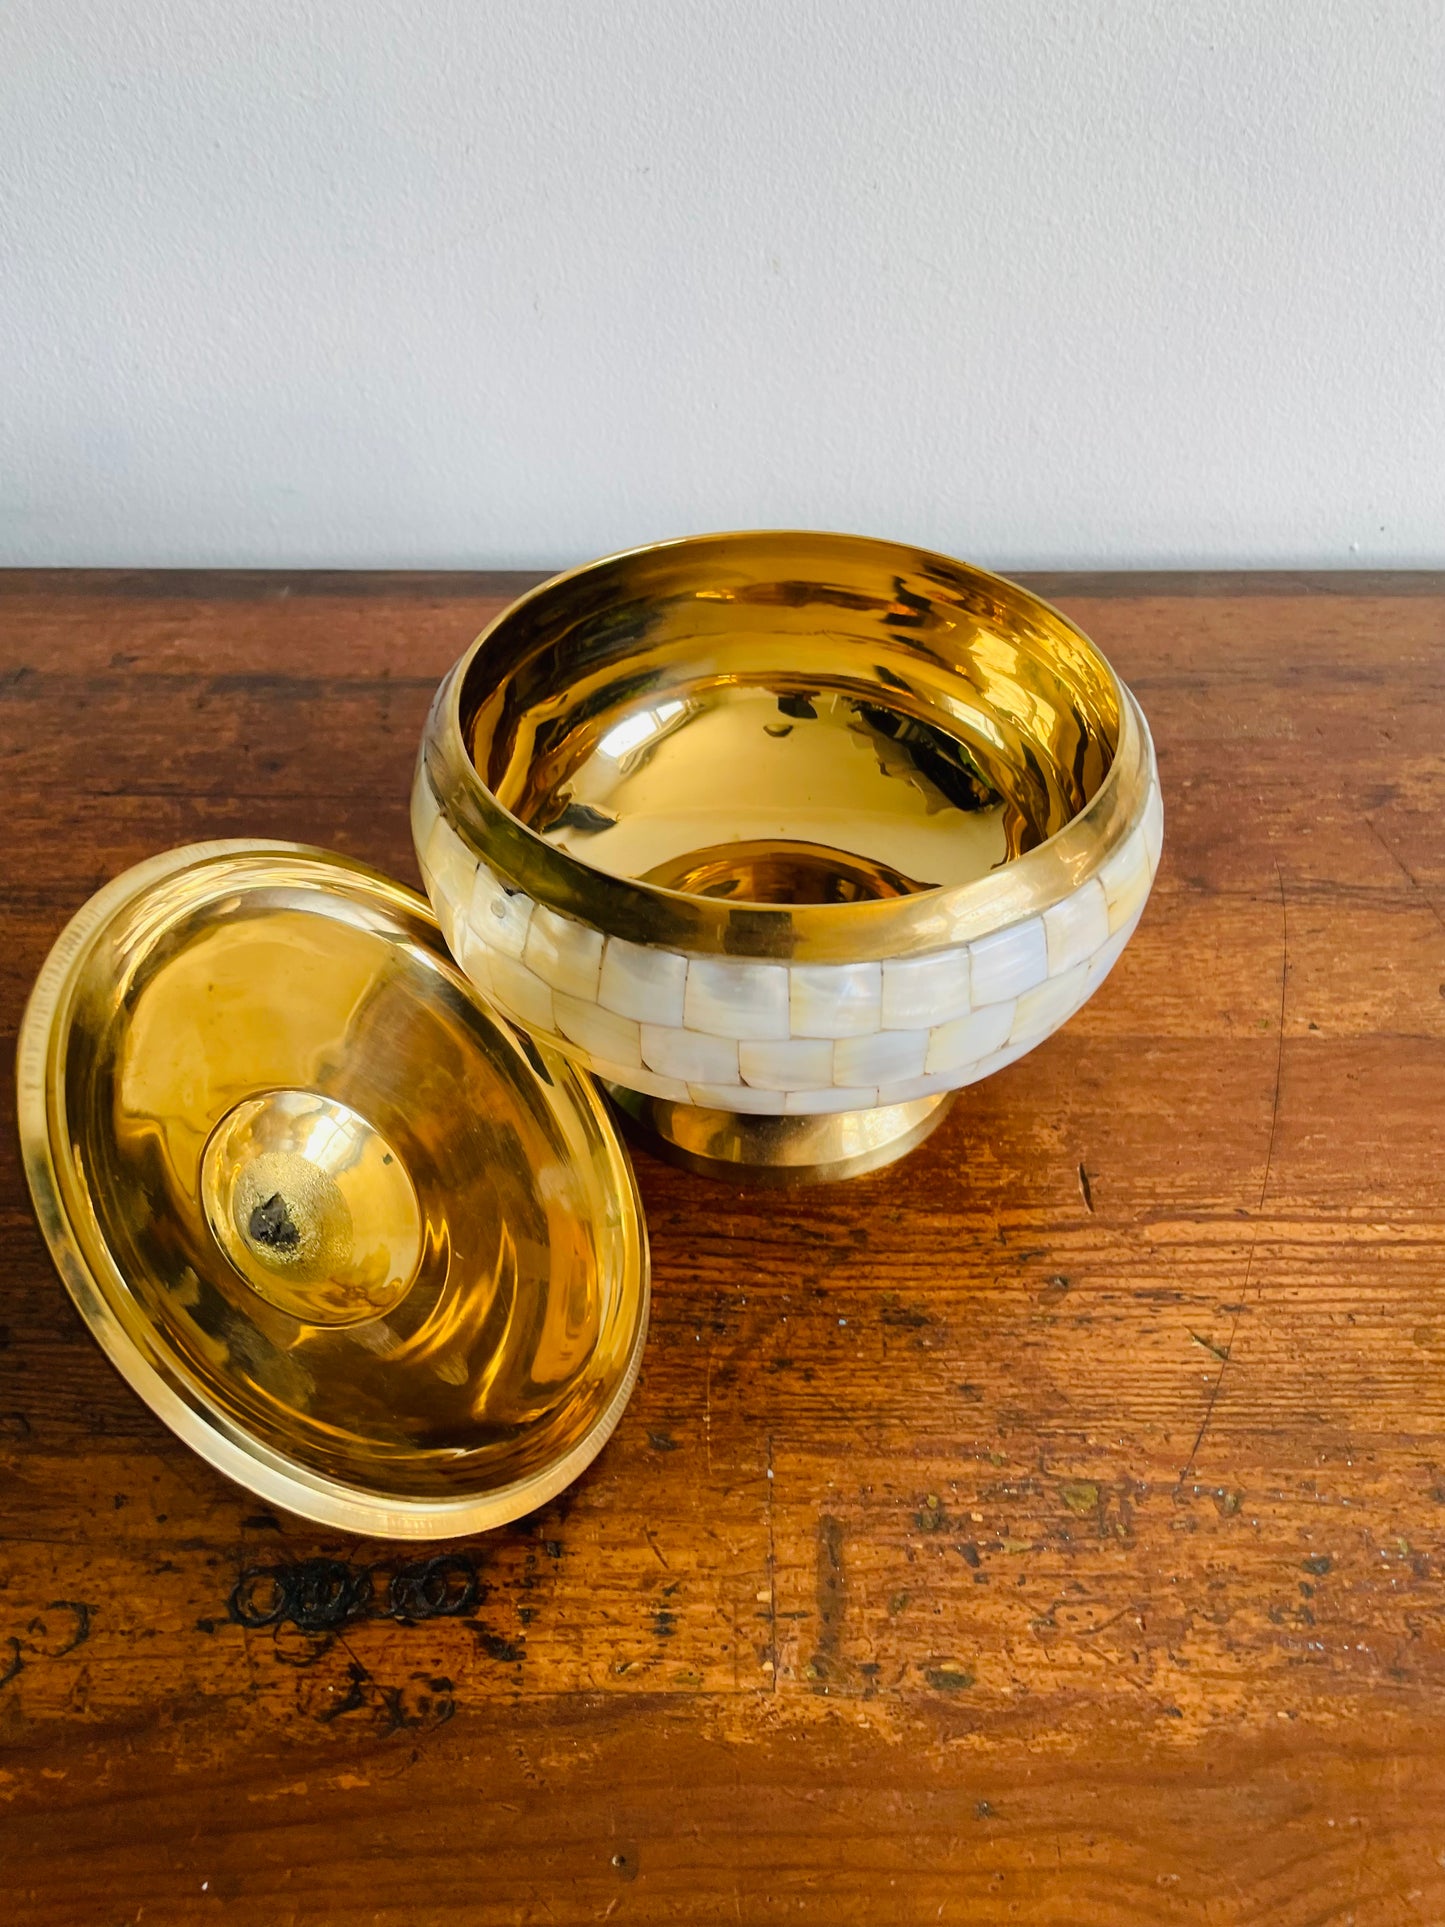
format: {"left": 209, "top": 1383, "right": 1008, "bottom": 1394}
{"left": 25, "top": 1601, "right": 92, "bottom": 1658}
{"left": 317, "top": 1660, "right": 370, "bottom": 1723}
{"left": 227, "top": 1554, "right": 484, "bottom": 1633}
{"left": 272, "top": 1623, "right": 337, "bottom": 1669}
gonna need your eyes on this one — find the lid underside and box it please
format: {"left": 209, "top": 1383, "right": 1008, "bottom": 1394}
{"left": 18, "top": 842, "right": 649, "bottom": 1538}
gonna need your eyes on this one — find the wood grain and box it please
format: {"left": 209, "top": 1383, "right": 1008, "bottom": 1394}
{"left": 2, "top": 570, "right": 1443, "bottom": 1925}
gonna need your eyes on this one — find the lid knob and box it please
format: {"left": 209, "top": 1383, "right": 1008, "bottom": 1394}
{"left": 200, "top": 1089, "right": 422, "bottom": 1328}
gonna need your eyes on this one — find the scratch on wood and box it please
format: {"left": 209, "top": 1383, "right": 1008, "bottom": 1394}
{"left": 765, "top": 1433, "right": 778, "bottom": 1692}
{"left": 1365, "top": 815, "right": 1445, "bottom": 938}
{"left": 704, "top": 1353, "right": 714, "bottom": 1475}
{"left": 806, "top": 1513, "right": 846, "bottom": 1691}
{"left": 1180, "top": 862, "right": 1289, "bottom": 1482}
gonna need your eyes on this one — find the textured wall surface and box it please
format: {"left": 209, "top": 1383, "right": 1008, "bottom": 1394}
{"left": 2, "top": 0, "right": 1442, "bottom": 569}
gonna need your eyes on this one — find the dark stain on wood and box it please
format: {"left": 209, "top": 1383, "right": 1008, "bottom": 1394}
{"left": 879, "top": 1299, "right": 931, "bottom": 1328}
{"left": 807, "top": 1514, "right": 847, "bottom": 1690}
{"left": 652, "top": 1579, "right": 680, "bottom": 1641}
{"left": 465, "top": 1625, "right": 524, "bottom": 1665}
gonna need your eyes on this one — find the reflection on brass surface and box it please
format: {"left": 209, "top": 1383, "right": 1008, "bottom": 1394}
{"left": 638, "top": 838, "right": 930, "bottom": 904}
{"left": 200, "top": 1089, "right": 422, "bottom": 1328}
{"left": 421, "top": 530, "right": 1138, "bottom": 963}
{"left": 18, "top": 843, "right": 648, "bottom": 1537}
{"left": 605, "top": 1084, "right": 956, "bottom": 1185}
{"left": 510, "top": 684, "right": 1020, "bottom": 897}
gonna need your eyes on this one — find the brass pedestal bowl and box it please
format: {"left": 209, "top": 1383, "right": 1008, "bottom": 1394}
{"left": 414, "top": 532, "right": 1163, "bottom": 1183}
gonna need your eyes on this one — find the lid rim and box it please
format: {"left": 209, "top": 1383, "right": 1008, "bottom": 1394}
{"left": 17, "top": 839, "right": 650, "bottom": 1540}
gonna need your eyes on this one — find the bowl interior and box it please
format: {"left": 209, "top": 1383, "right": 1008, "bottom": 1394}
{"left": 463, "top": 535, "right": 1120, "bottom": 907}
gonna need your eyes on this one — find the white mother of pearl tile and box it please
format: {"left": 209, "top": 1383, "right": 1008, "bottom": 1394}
{"left": 410, "top": 781, "right": 434, "bottom": 851}
{"left": 968, "top": 916, "right": 1048, "bottom": 1004}
{"left": 430, "top": 888, "right": 462, "bottom": 962}
{"left": 592, "top": 1061, "right": 692, "bottom": 1104}
{"left": 1043, "top": 879, "right": 1110, "bottom": 976}
{"left": 833, "top": 1028, "right": 929, "bottom": 1087}
{"left": 785, "top": 1085, "right": 878, "bottom": 1114}
{"left": 925, "top": 999, "right": 1016, "bottom": 1073}
{"left": 891, "top": 1034, "right": 1037, "bottom": 1108}
{"left": 486, "top": 951, "right": 556, "bottom": 1034}
{"left": 740, "top": 1036, "right": 835, "bottom": 1090}
{"left": 468, "top": 864, "right": 535, "bottom": 962}
{"left": 1109, "top": 867, "right": 1156, "bottom": 940}
{"left": 1098, "top": 820, "right": 1151, "bottom": 922}
{"left": 689, "top": 1082, "right": 788, "bottom": 1114}
{"left": 788, "top": 961, "right": 882, "bottom": 1038}
{"left": 640, "top": 1024, "right": 740, "bottom": 1085}
{"left": 422, "top": 809, "right": 478, "bottom": 915}
{"left": 598, "top": 936, "right": 688, "bottom": 1028}
{"left": 880, "top": 948, "right": 971, "bottom": 1028}
{"left": 1143, "top": 783, "right": 1165, "bottom": 870}
{"left": 524, "top": 905, "right": 605, "bottom": 1000}
{"left": 553, "top": 992, "right": 643, "bottom": 1070}
{"left": 868, "top": 1068, "right": 966, "bottom": 1105}
{"left": 1010, "top": 960, "right": 1092, "bottom": 1044}
{"left": 1097, "top": 820, "right": 1143, "bottom": 897}
{"left": 454, "top": 918, "right": 496, "bottom": 994}
{"left": 953, "top": 1032, "right": 1040, "bottom": 1086}
{"left": 684, "top": 957, "right": 790, "bottom": 1041}
{"left": 1087, "top": 909, "right": 1144, "bottom": 985}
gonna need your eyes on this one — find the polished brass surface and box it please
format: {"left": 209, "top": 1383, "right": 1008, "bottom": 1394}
{"left": 638, "top": 836, "right": 930, "bottom": 904}
{"left": 200, "top": 1089, "right": 423, "bottom": 1328}
{"left": 18, "top": 842, "right": 649, "bottom": 1537}
{"left": 420, "top": 531, "right": 1141, "bottom": 963}
{"left": 606, "top": 1084, "right": 956, "bottom": 1185}
{"left": 506, "top": 684, "right": 1025, "bottom": 897}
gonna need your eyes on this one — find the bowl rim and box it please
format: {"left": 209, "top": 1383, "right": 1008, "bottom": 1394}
{"left": 420, "top": 530, "right": 1157, "bottom": 965}
{"left": 17, "top": 839, "right": 651, "bottom": 1539}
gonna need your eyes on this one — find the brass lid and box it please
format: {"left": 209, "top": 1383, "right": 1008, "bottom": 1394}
{"left": 17, "top": 841, "right": 649, "bottom": 1539}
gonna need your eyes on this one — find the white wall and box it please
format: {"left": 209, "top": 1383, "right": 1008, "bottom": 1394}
{"left": 2, "top": 0, "right": 1441, "bottom": 570}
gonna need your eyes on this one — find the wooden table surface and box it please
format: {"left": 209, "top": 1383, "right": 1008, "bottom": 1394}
{"left": 2, "top": 570, "right": 1443, "bottom": 1925}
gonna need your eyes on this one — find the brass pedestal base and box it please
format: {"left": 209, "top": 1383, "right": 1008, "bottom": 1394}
{"left": 604, "top": 1085, "right": 955, "bottom": 1185}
